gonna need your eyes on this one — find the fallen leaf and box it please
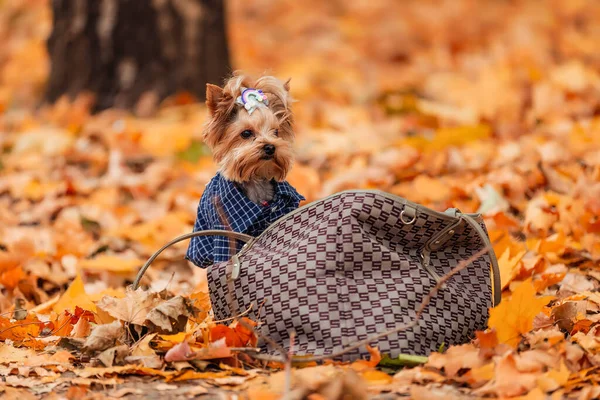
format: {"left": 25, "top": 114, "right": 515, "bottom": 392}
{"left": 0, "top": 315, "right": 42, "bottom": 342}
{"left": 52, "top": 274, "right": 96, "bottom": 314}
{"left": 145, "top": 296, "right": 197, "bottom": 334}
{"left": 65, "top": 385, "right": 88, "bottom": 399}
{"left": 83, "top": 321, "right": 124, "bottom": 353}
{"left": 427, "top": 344, "right": 485, "bottom": 378}
{"left": 350, "top": 345, "right": 382, "bottom": 371}
{"left": 551, "top": 301, "right": 587, "bottom": 333}
{"left": 537, "top": 361, "right": 570, "bottom": 392}
{"left": 359, "top": 370, "right": 393, "bottom": 385}
{"left": 0, "top": 343, "right": 37, "bottom": 364}
{"left": 488, "top": 279, "right": 555, "bottom": 348}
{"left": 465, "top": 362, "right": 495, "bottom": 385}
{"left": 131, "top": 333, "right": 157, "bottom": 357}
{"left": 210, "top": 324, "right": 244, "bottom": 347}
{"left": 110, "top": 388, "right": 144, "bottom": 398}
{"left": 97, "top": 288, "right": 160, "bottom": 325}
{"left": 164, "top": 341, "right": 193, "bottom": 362}
{"left": 97, "top": 345, "right": 128, "bottom": 367}
{"left": 498, "top": 247, "right": 526, "bottom": 290}
{"left": 170, "top": 370, "right": 232, "bottom": 382}
{"left": 71, "top": 317, "right": 91, "bottom": 338}
{"left": 74, "top": 365, "right": 174, "bottom": 379}
{"left": 492, "top": 353, "right": 539, "bottom": 397}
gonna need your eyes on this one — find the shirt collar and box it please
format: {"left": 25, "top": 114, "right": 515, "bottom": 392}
{"left": 272, "top": 179, "right": 305, "bottom": 203}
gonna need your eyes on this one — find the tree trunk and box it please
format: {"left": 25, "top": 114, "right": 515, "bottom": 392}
{"left": 45, "top": 0, "right": 231, "bottom": 112}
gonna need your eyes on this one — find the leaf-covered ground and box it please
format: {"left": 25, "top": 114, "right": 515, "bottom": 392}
{"left": 2, "top": 0, "right": 600, "bottom": 398}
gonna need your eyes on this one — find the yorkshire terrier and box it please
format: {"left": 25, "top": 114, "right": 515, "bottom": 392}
{"left": 186, "top": 73, "right": 305, "bottom": 267}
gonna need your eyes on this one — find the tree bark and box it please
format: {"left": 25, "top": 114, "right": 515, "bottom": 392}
{"left": 45, "top": 0, "right": 231, "bottom": 112}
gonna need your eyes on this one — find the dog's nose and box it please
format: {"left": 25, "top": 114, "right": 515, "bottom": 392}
{"left": 263, "top": 144, "right": 276, "bottom": 156}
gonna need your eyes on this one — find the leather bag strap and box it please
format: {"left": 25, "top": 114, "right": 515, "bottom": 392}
{"left": 132, "top": 230, "right": 253, "bottom": 289}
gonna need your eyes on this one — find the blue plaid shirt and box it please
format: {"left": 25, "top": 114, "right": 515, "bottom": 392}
{"left": 186, "top": 173, "right": 305, "bottom": 267}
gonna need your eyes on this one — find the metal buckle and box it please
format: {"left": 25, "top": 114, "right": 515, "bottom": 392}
{"left": 400, "top": 209, "right": 416, "bottom": 225}
{"left": 231, "top": 255, "right": 241, "bottom": 281}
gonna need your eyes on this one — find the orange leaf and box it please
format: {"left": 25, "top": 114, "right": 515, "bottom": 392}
{"left": 359, "top": 369, "right": 393, "bottom": 385}
{"left": 465, "top": 362, "right": 495, "bottom": 385}
{"left": 189, "top": 290, "right": 210, "bottom": 322}
{"left": 210, "top": 325, "right": 244, "bottom": 347}
{"left": 53, "top": 274, "right": 96, "bottom": 314}
{"left": 170, "top": 370, "right": 231, "bottom": 382}
{"left": 52, "top": 312, "right": 74, "bottom": 337}
{"left": 0, "top": 266, "right": 25, "bottom": 290}
{"left": 476, "top": 329, "right": 499, "bottom": 351}
{"left": 488, "top": 279, "right": 555, "bottom": 348}
{"left": 0, "top": 315, "right": 42, "bottom": 345}
{"left": 498, "top": 247, "right": 526, "bottom": 290}
{"left": 533, "top": 269, "right": 567, "bottom": 292}
{"left": 350, "top": 345, "right": 381, "bottom": 371}
{"left": 233, "top": 317, "right": 258, "bottom": 347}
{"left": 571, "top": 319, "right": 594, "bottom": 335}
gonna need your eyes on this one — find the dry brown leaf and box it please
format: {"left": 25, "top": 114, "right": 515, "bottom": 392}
{"left": 551, "top": 301, "right": 588, "bottom": 333}
{"left": 131, "top": 333, "right": 157, "bottom": 357}
{"left": 97, "top": 345, "right": 129, "bottom": 368}
{"left": 96, "top": 288, "right": 161, "bottom": 325}
{"left": 83, "top": 320, "right": 124, "bottom": 353}
{"left": 144, "top": 295, "right": 197, "bottom": 334}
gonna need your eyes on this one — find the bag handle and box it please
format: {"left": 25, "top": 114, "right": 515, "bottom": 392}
{"left": 132, "top": 230, "right": 253, "bottom": 290}
{"left": 460, "top": 214, "right": 502, "bottom": 306}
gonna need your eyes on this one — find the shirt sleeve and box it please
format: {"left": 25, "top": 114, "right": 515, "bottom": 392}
{"left": 185, "top": 200, "right": 214, "bottom": 267}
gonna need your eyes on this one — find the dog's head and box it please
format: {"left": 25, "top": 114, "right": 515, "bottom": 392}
{"left": 202, "top": 72, "right": 294, "bottom": 183}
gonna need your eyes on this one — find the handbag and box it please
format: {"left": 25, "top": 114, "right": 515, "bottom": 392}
{"left": 135, "top": 190, "right": 500, "bottom": 361}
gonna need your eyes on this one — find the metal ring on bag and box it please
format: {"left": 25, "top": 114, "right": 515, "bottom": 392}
{"left": 400, "top": 209, "right": 416, "bottom": 225}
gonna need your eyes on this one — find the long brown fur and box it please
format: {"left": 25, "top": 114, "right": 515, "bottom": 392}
{"left": 202, "top": 72, "right": 295, "bottom": 189}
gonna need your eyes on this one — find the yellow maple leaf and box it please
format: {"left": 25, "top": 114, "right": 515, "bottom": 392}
{"left": 488, "top": 279, "right": 554, "bottom": 348}
{"left": 52, "top": 274, "right": 96, "bottom": 314}
{"left": 498, "top": 247, "right": 526, "bottom": 290}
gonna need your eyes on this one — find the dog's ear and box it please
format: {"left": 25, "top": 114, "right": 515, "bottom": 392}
{"left": 283, "top": 78, "right": 291, "bottom": 92}
{"left": 206, "top": 84, "right": 224, "bottom": 115}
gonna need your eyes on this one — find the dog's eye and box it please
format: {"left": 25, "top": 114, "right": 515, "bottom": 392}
{"left": 274, "top": 129, "right": 279, "bottom": 137}
{"left": 240, "top": 130, "right": 253, "bottom": 139}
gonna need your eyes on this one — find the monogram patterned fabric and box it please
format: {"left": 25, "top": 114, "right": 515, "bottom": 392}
{"left": 207, "top": 191, "right": 496, "bottom": 361}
